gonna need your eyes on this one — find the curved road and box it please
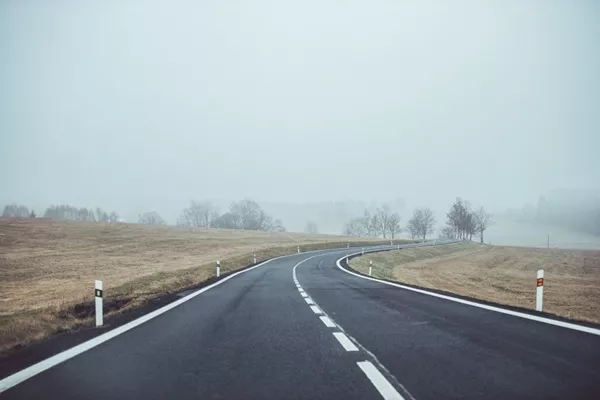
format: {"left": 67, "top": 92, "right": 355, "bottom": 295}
{"left": 2, "top": 246, "right": 600, "bottom": 399}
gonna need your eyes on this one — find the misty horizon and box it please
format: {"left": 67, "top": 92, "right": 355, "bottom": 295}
{"left": 2, "top": 1, "right": 599, "bottom": 235}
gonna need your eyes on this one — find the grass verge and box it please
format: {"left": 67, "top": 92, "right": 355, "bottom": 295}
{"left": 350, "top": 242, "right": 600, "bottom": 324}
{"left": 0, "top": 218, "right": 407, "bottom": 355}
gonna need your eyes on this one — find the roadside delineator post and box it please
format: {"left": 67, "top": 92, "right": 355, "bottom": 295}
{"left": 362, "top": 248, "right": 365, "bottom": 255}
{"left": 297, "top": 246, "right": 300, "bottom": 254}
{"left": 253, "top": 254, "right": 257, "bottom": 264}
{"left": 95, "top": 280, "right": 103, "bottom": 327}
{"left": 369, "top": 261, "right": 373, "bottom": 276}
{"left": 397, "top": 244, "right": 400, "bottom": 250}
{"left": 216, "top": 260, "right": 221, "bottom": 277}
{"left": 536, "top": 269, "right": 544, "bottom": 311}
{"left": 390, "top": 240, "right": 393, "bottom": 246}
{"left": 347, "top": 242, "right": 350, "bottom": 249}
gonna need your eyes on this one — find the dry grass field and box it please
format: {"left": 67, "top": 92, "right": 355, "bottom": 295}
{"left": 0, "top": 218, "right": 393, "bottom": 354}
{"left": 351, "top": 242, "right": 600, "bottom": 324}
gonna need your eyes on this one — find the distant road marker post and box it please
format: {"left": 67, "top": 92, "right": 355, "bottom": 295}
{"left": 369, "top": 260, "right": 373, "bottom": 276}
{"left": 536, "top": 269, "right": 544, "bottom": 311}
{"left": 362, "top": 248, "right": 364, "bottom": 255}
{"left": 253, "top": 254, "right": 257, "bottom": 264}
{"left": 216, "top": 260, "right": 221, "bottom": 278}
{"left": 297, "top": 246, "right": 300, "bottom": 254}
{"left": 94, "top": 280, "right": 103, "bottom": 327}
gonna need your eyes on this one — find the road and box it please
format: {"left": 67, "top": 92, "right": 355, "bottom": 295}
{"left": 2, "top": 246, "right": 600, "bottom": 399}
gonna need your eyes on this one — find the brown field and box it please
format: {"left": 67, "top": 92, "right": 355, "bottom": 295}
{"left": 350, "top": 242, "right": 600, "bottom": 324}
{"left": 0, "top": 218, "right": 398, "bottom": 354}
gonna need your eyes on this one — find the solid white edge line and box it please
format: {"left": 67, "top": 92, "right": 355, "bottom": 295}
{"left": 310, "top": 305, "right": 322, "bottom": 314}
{"left": 304, "top": 297, "right": 314, "bottom": 305}
{"left": 0, "top": 248, "right": 340, "bottom": 393}
{"left": 332, "top": 332, "right": 359, "bottom": 351}
{"left": 319, "top": 316, "right": 336, "bottom": 328}
{"left": 357, "top": 361, "right": 405, "bottom": 400}
{"left": 337, "top": 252, "right": 600, "bottom": 336}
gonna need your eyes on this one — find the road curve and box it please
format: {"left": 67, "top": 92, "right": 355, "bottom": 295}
{"left": 2, "top": 245, "right": 600, "bottom": 399}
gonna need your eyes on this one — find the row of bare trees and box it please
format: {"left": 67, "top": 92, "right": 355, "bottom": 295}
{"left": 343, "top": 206, "right": 407, "bottom": 239}
{"left": 440, "top": 198, "right": 492, "bottom": 243}
{"left": 42, "top": 205, "right": 120, "bottom": 222}
{"left": 176, "top": 199, "right": 286, "bottom": 232}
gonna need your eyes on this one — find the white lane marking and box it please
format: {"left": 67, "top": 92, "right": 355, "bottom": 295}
{"left": 357, "top": 361, "right": 405, "bottom": 400}
{"left": 304, "top": 297, "right": 315, "bottom": 305}
{"left": 301, "top": 292, "right": 308, "bottom": 298}
{"left": 336, "top": 253, "right": 600, "bottom": 336}
{"left": 0, "top": 251, "right": 336, "bottom": 394}
{"left": 320, "top": 316, "right": 336, "bottom": 328}
{"left": 310, "top": 305, "right": 322, "bottom": 314}
{"left": 332, "top": 332, "right": 359, "bottom": 351}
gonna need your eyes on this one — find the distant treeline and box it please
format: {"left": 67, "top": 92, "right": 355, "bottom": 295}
{"left": 176, "top": 199, "right": 285, "bottom": 232}
{"left": 508, "top": 191, "right": 600, "bottom": 236}
{"left": 343, "top": 198, "right": 492, "bottom": 243}
{"left": 2, "top": 198, "right": 286, "bottom": 233}
{"left": 2, "top": 204, "right": 120, "bottom": 222}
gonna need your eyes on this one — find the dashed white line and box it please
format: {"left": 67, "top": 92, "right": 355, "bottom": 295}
{"left": 301, "top": 292, "right": 308, "bottom": 298}
{"left": 304, "top": 297, "right": 315, "bottom": 305}
{"left": 319, "top": 316, "right": 336, "bottom": 328}
{"left": 310, "top": 305, "right": 322, "bottom": 314}
{"left": 357, "top": 361, "right": 405, "bottom": 400}
{"left": 332, "top": 332, "right": 359, "bottom": 352}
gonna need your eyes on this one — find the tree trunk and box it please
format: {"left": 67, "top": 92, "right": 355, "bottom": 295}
{"left": 480, "top": 232, "right": 484, "bottom": 244}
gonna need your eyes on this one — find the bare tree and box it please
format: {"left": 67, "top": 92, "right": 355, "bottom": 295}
{"left": 304, "top": 221, "right": 319, "bottom": 234}
{"left": 408, "top": 208, "right": 436, "bottom": 240}
{"left": 373, "top": 206, "right": 392, "bottom": 238}
{"left": 473, "top": 206, "right": 492, "bottom": 243}
{"left": 406, "top": 216, "right": 420, "bottom": 239}
{"left": 360, "top": 210, "right": 376, "bottom": 237}
{"left": 387, "top": 212, "right": 402, "bottom": 239}
{"left": 138, "top": 211, "right": 166, "bottom": 226}
{"left": 177, "top": 201, "right": 218, "bottom": 228}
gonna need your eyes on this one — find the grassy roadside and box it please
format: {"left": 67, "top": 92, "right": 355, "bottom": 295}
{"left": 350, "top": 242, "right": 600, "bottom": 324}
{"left": 0, "top": 218, "right": 410, "bottom": 355}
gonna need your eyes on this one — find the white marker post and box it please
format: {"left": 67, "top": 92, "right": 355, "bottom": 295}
{"left": 369, "top": 261, "right": 373, "bottom": 276}
{"left": 94, "top": 280, "right": 103, "bottom": 327}
{"left": 397, "top": 244, "right": 400, "bottom": 250}
{"left": 253, "top": 254, "right": 257, "bottom": 264}
{"left": 347, "top": 242, "right": 350, "bottom": 249}
{"left": 297, "top": 246, "right": 300, "bottom": 254}
{"left": 216, "top": 260, "right": 221, "bottom": 278}
{"left": 362, "top": 248, "right": 365, "bottom": 256}
{"left": 390, "top": 240, "right": 393, "bottom": 246}
{"left": 536, "top": 269, "right": 544, "bottom": 311}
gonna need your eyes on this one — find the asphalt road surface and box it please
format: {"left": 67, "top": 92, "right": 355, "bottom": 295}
{"left": 2, "top": 245, "right": 600, "bottom": 399}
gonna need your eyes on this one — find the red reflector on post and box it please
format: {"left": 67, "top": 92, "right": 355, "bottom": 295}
{"left": 537, "top": 278, "right": 544, "bottom": 287}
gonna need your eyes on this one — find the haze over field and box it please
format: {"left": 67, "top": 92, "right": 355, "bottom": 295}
{"left": 2, "top": 1, "right": 599, "bottom": 243}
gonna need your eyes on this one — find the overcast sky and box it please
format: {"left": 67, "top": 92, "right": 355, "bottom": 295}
{"left": 1, "top": 0, "right": 599, "bottom": 222}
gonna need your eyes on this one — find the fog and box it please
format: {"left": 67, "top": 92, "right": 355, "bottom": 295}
{"left": 1, "top": 1, "right": 599, "bottom": 241}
